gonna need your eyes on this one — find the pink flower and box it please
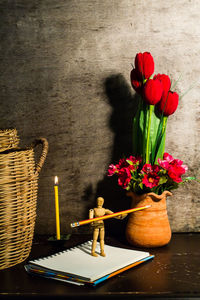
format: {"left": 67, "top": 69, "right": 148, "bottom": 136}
{"left": 142, "top": 163, "right": 153, "bottom": 173}
{"left": 141, "top": 163, "right": 161, "bottom": 188}
{"left": 158, "top": 153, "right": 188, "bottom": 183}
{"left": 163, "top": 152, "right": 174, "bottom": 161}
{"left": 168, "top": 159, "right": 188, "bottom": 183}
{"left": 142, "top": 163, "right": 160, "bottom": 174}
{"left": 107, "top": 164, "right": 117, "bottom": 176}
{"left": 153, "top": 164, "right": 160, "bottom": 173}
{"left": 128, "top": 164, "right": 136, "bottom": 172}
{"left": 167, "top": 165, "right": 184, "bottom": 183}
{"left": 116, "top": 158, "right": 129, "bottom": 170}
{"left": 163, "top": 152, "right": 176, "bottom": 164}
{"left": 118, "top": 167, "right": 132, "bottom": 189}
{"left": 142, "top": 173, "right": 160, "bottom": 188}
{"left": 127, "top": 155, "right": 142, "bottom": 165}
{"left": 158, "top": 152, "right": 174, "bottom": 169}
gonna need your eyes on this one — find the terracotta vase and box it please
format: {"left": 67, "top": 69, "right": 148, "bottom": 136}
{"left": 125, "top": 191, "right": 172, "bottom": 248}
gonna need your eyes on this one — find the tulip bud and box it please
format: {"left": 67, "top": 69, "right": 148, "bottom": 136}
{"left": 157, "top": 90, "right": 179, "bottom": 116}
{"left": 135, "top": 52, "right": 154, "bottom": 80}
{"left": 143, "top": 79, "right": 163, "bottom": 105}
{"left": 130, "top": 68, "right": 142, "bottom": 93}
{"left": 154, "top": 74, "right": 171, "bottom": 93}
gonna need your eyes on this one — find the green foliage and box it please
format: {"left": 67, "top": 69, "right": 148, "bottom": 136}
{"left": 132, "top": 97, "right": 166, "bottom": 165}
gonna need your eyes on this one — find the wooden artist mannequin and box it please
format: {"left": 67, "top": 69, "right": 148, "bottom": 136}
{"left": 89, "top": 197, "right": 127, "bottom": 257}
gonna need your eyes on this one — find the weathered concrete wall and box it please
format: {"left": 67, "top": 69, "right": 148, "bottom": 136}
{"left": 0, "top": 0, "right": 199, "bottom": 235}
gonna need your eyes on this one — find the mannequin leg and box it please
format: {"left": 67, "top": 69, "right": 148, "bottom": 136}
{"left": 91, "top": 228, "right": 99, "bottom": 257}
{"left": 99, "top": 227, "right": 106, "bottom": 257}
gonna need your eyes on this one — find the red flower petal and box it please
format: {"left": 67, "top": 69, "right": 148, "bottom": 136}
{"left": 130, "top": 68, "right": 142, "bottom": 93}
{"left": 157, "top": 91, "right": 179, "bottom": 116}
{"left": 142, "top": 173, "right": 160, "bottom": 188}
{"left": 135, "top": 52, "right": 154, "bottom": 80}
{"left": 142, "top": 163, "right": 153, "bottom": 173}
{"left": 116, "top": 158, "right": 129, "bottom": 170}
{"left": 118, "top": 167, "right": 132, "bottom": 189}
{"left": 154, "top": 73, "right": 171, "bottom": 93}
{"left": 107, "top": 164, "right": 117, "bottom": 176}
{"left": 143, "top": 79, "right": 163, "bottom": 105}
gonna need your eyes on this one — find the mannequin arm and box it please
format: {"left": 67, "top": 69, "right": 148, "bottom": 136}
{"left": 105, "top": 209, "right": 127, "bottom": 220}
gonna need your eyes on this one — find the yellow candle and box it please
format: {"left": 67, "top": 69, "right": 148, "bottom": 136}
{"left": 54, "top": 176, "right": 60, "bottom": 240}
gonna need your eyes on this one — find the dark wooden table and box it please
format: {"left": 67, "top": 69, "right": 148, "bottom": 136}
{"left": 0, "top": 233, "right": 200, "bottom": 299}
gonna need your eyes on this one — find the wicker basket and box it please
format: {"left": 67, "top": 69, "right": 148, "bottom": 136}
{"left": 0, "top": 137, "right": 48, "bottom": 270}
{"left": 0, "top": 129, "right": 19, "bottom": 152}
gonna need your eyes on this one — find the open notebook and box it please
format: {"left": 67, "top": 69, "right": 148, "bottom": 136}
{"left": 25, "top": 240, "right": 154, "bottom": 286}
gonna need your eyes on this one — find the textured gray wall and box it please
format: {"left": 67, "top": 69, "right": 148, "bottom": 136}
{"left": 0, "top": 0, "right": 199, "bottom": 235}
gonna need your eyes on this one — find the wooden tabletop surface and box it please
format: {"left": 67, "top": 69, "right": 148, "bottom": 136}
{"left": 0, "top": 233, "right": 200, "bottom": 299}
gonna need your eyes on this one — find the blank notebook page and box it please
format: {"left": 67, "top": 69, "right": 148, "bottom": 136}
{"left": 29, "top": 240, "right": 150, "bottom": 282}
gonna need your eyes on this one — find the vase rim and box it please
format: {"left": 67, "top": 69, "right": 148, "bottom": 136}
{"left": 127, "top": 190, "right": 172, "bottom": 200}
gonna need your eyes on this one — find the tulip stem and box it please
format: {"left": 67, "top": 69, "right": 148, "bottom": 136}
{"left": 146, "top": 105, "right": 153, "bottom": 164}
{"left": 161, "top": 116, "right": 168, "bottom": 156}
{"left": 162, "top": 116, "right": 167, "bottom": 134}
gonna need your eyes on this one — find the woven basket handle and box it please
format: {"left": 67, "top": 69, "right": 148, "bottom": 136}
{"left": 32, "top": 137, "right": 48, "bottom": 176}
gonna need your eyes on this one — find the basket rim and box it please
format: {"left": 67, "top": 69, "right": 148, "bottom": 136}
{"left": 0, "top": 128, "right": 17, "bottom": 132}
{"left": 0, "top": 147, "right": 33, "bottom": 155}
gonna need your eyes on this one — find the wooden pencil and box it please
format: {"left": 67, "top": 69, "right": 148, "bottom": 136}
{"left": 70, "top": 205, "right": 151, "bottom": 228}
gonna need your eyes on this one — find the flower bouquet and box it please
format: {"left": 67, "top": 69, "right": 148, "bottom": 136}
{"left": 108, "top": 52, "right": 189, "bottom": 196}
{"left": 107, "top": 52, "right": 193, "bottom": 247}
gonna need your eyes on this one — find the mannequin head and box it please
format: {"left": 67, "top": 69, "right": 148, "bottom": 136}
{"left": 97, "top": 197, "right": 104, "bottom": 208}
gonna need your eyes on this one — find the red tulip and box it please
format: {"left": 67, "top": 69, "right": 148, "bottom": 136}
{"left": 130, "top": 68, "right": 142, "bottom": 93}
{"left": 157, "top": 90, "right": 179, "bottom": 116}
{"left": 135, "top": 52, "right": 154, "bottom": 80}
{"left": 154, "top": 74, "right": 171, "bottom": 93}
{"left": 143, "top": 79, "right": 163, "bottom": 105}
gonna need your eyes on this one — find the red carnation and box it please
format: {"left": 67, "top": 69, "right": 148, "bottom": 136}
{"left": 141, "top": 163, "right": 153, "bottom": 173}
{"left": 154, "top": 74, "right": 171, "bottom": 93}
{"left": 157, "top": 90, "right": 179, "bottom": 116}
{"left": 107, "top": 164, "right": 117, "bottom": 176}
{"left": 168, "top": 163, "right": 185, "bottom": 183}
{"left": 142, "top": 173, "right": 160, "bottom": 188}
{"left": 142, "top": 163, "right": 160, "bottom": 174}
{"left": 118, "top": 167, "right": 132, "bottom": 189}
{"left": 127, "top": 155, "right": 142, "bottom": 165}
{"left": 116, "top": 158, "right": 129, "bottom": 170}
{"left": 135, "top": 52, "right": 154, "bottom": 80}
{"left": 158, "top": 152, "right": 188, "bottom": 183}
{"left": 143, "top": 79, "right": 163, "bottom": 105}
